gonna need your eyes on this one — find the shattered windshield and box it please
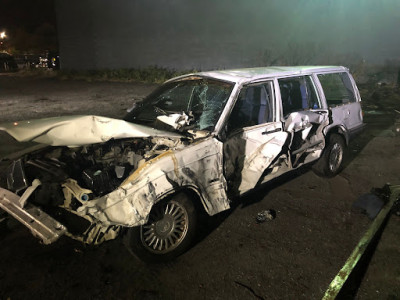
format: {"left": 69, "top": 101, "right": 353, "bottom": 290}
{"left": 124, "top": 77, "right": 234, "bottom": 132}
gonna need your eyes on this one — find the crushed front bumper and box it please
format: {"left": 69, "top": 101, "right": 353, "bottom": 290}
{"left": 0, "top": 187, "right": 67, "bottom": 244}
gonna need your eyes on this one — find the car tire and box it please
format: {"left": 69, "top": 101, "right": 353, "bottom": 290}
{"left": 313, "top": 133, "right": 346, "bottom": 177}
{"left": 124, "top": 192, "right": 197, "bottom": 263}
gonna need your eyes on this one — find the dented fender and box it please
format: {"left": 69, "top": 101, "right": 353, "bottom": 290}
{"left": 76, "top": 137, "right": 230, "bottom": 227}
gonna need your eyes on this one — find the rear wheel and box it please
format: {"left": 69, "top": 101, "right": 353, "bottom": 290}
{"left": 313, "top": 133, "right": 346, "bottom": 177}
{"left": 124, "top": 192, "right": 197, "bottom": 262}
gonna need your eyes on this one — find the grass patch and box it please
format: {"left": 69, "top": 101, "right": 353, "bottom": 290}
{"left": 14, "top": 67, "right": 58, "bottom": 78}
{"left": 57, "top": 66, "right": 195, "bottom": 83}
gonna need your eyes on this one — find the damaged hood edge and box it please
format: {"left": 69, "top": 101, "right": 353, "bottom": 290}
{"left": 0, "top": 115, "right": 182, "bottom": 147}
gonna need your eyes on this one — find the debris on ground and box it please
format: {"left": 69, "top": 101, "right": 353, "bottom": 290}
{"left": 256, "top": 209, "right": 276, "bottom": 223}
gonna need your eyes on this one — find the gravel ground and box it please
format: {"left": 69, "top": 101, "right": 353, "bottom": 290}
{"left": 0, "top": 72, "right": 399, "bottom": 299}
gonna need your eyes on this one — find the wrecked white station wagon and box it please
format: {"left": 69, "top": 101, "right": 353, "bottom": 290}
{"left": 0, "top": 66, "right": 364, "bottom": 261}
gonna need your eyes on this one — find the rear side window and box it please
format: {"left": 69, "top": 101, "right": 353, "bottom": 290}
{"left": 317, "top": 72, "right": 356, "bottom": 107}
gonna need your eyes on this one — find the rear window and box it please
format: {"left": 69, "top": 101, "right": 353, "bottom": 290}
{"left": 317, "top": 72, "right": 356, "bottom": 107}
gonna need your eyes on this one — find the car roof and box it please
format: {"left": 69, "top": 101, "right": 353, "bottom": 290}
{"left": 170, "top": 66, "right": 348, "bottom": 84}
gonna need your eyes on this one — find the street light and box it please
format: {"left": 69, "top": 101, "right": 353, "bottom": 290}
{"left": 0, "top": 30, "right": 7, "bottom": 53}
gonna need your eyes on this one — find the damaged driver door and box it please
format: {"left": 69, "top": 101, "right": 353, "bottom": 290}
{"left": 223, "top": 81, "right": 289, "bottom": 195}
{"left": 278, "top": 75, "right": 329, "bottom": 169}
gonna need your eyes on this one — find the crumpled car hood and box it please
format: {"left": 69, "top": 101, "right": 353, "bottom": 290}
{"left": 0, "top": 115, "right": 182, "bottom": 147}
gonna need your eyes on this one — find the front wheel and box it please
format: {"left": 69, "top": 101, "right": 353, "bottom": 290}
{"left": 313, "top": 134, "right": 346, "bottom": 177}
{"left": 124, "top": 192, "right": 197, "bottom": 262}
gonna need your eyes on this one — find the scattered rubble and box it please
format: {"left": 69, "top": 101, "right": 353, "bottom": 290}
{"left": 256, "top": 209, "right": 276, "bottom": 223}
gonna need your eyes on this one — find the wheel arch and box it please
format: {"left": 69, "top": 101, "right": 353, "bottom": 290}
{"left": 324, "top": 125, "right": 349, "bottom": 146}
{"left": 153, "top": 185, "right": 212, "bottom": 217}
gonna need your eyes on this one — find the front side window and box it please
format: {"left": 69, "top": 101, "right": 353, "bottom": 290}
{"left": 278, "top": 76, "right": 321, "bottom": 117}
{"left": 124, "top": 77, "right": 234, "bottom": 132}
{"left": 227, "top": 82, "right": 274, "bottom": 131}
{"left": 317, "top": 72, "right": 356, "bottom": 107}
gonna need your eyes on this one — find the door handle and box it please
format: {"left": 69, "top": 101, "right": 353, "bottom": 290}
{"left": 315, "top": 110, "right": 328, "bottom": 115}
{"left": 262, "top": 128, "right": 282, "bottom": 135}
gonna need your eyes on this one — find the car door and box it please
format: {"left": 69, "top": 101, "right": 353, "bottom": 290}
{"left": 223, "top": 81, "right": 289, "bottom": 195}
{"left": 277, "top": 75, "right": 329, "bottom": 169}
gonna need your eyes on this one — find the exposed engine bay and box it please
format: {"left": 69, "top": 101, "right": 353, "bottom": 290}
{"left": 5, "top": 136, "right": 186, "bottom": 243}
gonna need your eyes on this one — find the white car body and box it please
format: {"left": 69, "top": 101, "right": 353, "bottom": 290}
{"left": 0, "top": 66, "right": 364, "bottom": 257}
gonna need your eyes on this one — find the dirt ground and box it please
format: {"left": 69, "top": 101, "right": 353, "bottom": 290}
{"left": 0, "top": 72, "right": 399, "bottom": 300}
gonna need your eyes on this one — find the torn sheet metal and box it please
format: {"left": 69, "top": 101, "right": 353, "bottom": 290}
{"left": 156, "top": 112, "right": 193, "bottom": 130}
{"left": 224, "top": 111, "right": 329, "bottom": 195}
{"left": 0, "top": 115, "right": 182, "bottom": 147}
{"left": 75, "top": 137, "right": 230, "bottom": 228}
{"left": 238, "top": 132, "right": 288, "bottom": 194}
{"left": 67, "top": 222, "right": 121, "bottom": 245}
{"left": 224, "top": 123, "right": 288, "bottom": 195}
{"left": 284, "top": 111, "right": 327, "bottom": 132}
{"left": 284, "top": 111, "right": 329, "bottom": 167}
{"left": 0, "top": 187, "right": 67, "bottom": 244}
